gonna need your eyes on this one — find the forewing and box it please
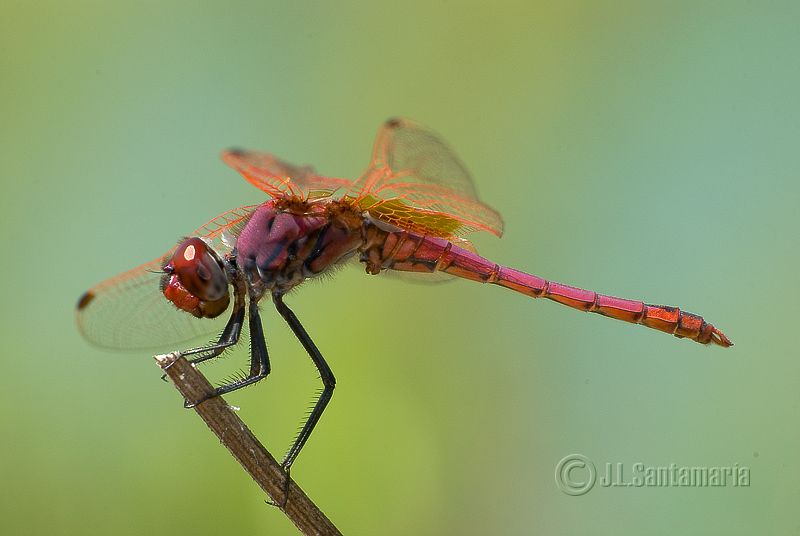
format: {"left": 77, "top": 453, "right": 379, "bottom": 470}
{"left": 222, "top": 150, "right": 351, "bottom": 200}
{"left": 342, "top": 118, "right": 504, "bottom": 238}
{"left": 75, "top": 206, "right": 258, "bottom": 350}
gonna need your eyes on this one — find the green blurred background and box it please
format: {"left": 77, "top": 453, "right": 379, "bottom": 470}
{"left": 2, "top": 1, "right": 798, "bottom": 534}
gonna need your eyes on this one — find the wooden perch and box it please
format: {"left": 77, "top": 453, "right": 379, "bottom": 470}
{"left": 155, "top": 352, "right": 342, "bottom": 536}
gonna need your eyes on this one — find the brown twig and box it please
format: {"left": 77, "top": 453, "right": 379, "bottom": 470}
{"left": 154, "top": 352, "right": 342, "bottom": 536}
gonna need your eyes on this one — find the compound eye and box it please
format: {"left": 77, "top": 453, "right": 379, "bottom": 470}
{"left": 171, "top": 238, "right": 228, "bottom": 301}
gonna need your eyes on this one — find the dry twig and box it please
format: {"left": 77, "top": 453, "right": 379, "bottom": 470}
{"left": 155, "top": 352, "right": 342, "bottom": 536}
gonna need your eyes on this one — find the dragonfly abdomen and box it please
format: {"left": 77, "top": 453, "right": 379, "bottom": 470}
{"left": 362, "top": 227, "right": 732, "bottom": 347}
{"left": 493, "top": 266, "right": 731, "bottom": 346}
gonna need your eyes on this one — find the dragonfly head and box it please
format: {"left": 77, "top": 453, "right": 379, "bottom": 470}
{"left": 161, "top": 237, "right": 230, "bottom": 319}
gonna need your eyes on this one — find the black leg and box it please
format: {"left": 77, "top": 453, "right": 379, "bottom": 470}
{"left": 180, "top": 301, "right": 245, "bottom": 365}
{"left": 175, "top": 280, "right": 247, "bottom": 365}
{"left": 181, "top": 289, "right": 271, "bottom": 410}
{"left": 210, "top": 299, "right": 271, "bottom": 396}
{"left": 273, "top": 293, "right": 336, "bottom": 470}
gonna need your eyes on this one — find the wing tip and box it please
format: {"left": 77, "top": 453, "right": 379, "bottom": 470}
{"left": 76, "top": 290, "right": 95, "bottom": 311}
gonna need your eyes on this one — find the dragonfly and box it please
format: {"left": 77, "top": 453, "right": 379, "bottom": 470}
{"left": 76, "top": 118, "right": 732, "bottom": 470}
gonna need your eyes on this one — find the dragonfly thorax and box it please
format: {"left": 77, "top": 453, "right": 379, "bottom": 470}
{"left": 236, "top": 199, "right": 364, "bottom": 294}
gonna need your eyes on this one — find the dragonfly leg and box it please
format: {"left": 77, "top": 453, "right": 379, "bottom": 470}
{"left": 182, "top": 281, "right": 271, "bottom": 408}
{"left": 163, "top": 279, "right": 247, "bottom": 383}
{"left": 207, "top": 298, "right": 271, "bottom": 397}
{"left": 273, "top": 293, "right": 336, "bottom": 470}
{"left": 162, "top": 298, "right": 246, "bottom": 390}
{"left": 180, "top": 301, "right": 246, "bottom": 366}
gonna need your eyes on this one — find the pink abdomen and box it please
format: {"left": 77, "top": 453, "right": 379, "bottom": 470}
{"left": 365, "top": 230, "right": 732, "bottom": 347}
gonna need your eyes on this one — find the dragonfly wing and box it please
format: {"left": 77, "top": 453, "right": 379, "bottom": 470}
{"left": 343, "top": 118, "right": 504, "bottom": 238}
{"left": 222, "top": 150, "right": 350, "bottom": 200}
{"left": 75, "top": 205, "right": 258, "bottom": 350}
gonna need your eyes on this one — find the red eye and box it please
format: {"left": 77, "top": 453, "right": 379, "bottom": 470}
{"left": 170, "top": 237, "right": 229, "bottom": 303}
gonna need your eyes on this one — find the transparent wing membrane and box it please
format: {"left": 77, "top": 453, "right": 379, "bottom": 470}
{"left": 222, "top": 150, "right": 350, "bottom": 201}
{"left": 75, "top": 206, "right": 257, "bottom": 350}
{"left": 343, "top": 118, "right": 504, "bottom": 238}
